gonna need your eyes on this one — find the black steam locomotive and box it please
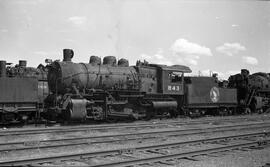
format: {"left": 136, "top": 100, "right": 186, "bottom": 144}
{"left": 228, "top": 69, "right": 270, "bottom": 113}
{"left": 44, "top": 49, "right": 238, "bottom": 121}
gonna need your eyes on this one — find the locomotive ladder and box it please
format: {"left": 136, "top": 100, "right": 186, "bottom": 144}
{"left": 246, "top": 88, "right": 256, "bottom": 106}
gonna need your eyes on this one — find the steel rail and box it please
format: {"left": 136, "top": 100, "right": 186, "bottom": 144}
{"left": 0, "top": 118, "right": 269, "bottom": 137}
{"left": 0, "top": 115, "right": 268, "bottom": 136}
{"left": 0, "top": 122, "right": 270, "bottom": 153}
{"left": 0, "top": 131, "right": 269, "bottom": 166}
{"left": 89, "top": 138, "right": 270, "bottom": 167}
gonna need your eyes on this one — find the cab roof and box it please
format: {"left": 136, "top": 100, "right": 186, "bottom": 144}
{"left": 149, "top": 64, "right": 192, "bottom": 73}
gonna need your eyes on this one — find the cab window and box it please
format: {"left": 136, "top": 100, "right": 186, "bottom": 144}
{"left": 168, "top": 72, "right": 183, "bottom": 83}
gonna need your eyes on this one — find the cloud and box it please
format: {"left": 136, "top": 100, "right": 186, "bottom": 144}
{"left": 242, "top": 56, "right": 258, "bottom": 65}
{"left": 139, "top": 49, "right": 173, "bottom": 66}
{"left": 68, "top": 16, "right": 87, "bottom": 26}
{"left": 231, "top": 24, "right": 239, "bottom": 27}
{"left": 153, "top": 48, "right": 165, "bottom": 60}
{"left": 184, "top": 58, "right": 198, "bottom": 66}
{"left": 140, "top": 53, "right": 152, "bottom": 60}
{"left": 139, "top": 39, "right": 212, "bottom": 66}
{"left": 170, "top": 38, "right": 212, "bottom": 66}
{"left": 171, "top": 38, "right": 212, "bottom": 57}
{"left": 216, "top": 43, "right": 246, "bottom": 56}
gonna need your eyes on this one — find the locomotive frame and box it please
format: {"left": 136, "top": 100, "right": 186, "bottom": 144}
{"left": 0, "top": 60, "right": 48, "bottom": 123}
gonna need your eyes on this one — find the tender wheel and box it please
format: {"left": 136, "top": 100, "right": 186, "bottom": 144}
{"left": 188, "top": 109, "right": 201, "bottom": 118}
{"left": 1, "top": 113, "right": 19, "bottom": 123}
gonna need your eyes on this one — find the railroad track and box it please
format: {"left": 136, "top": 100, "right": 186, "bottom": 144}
{"left": 0, "top": 122, "right": 270, "bottom": 153}
{"left": 0, "top": 115, "right": 269, "bottom": 136}
{"left": 89, "top": 135, "right": 270, "bottom": 167}
{"left": 0, "top": 131, "right": 269, "bottom": 166}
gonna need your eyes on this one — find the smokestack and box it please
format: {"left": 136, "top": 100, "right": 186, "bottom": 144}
{"left": 19, "top": 60, "right": 27, "bottom": 67}
{"left": 0, "top": 60, "right": 6, "bottom": 77}
{"left": 241, "top": 69, "right": 249, "bottom": 77}
{"left": 63, "top": 49, "right": 74, "bottom": 62}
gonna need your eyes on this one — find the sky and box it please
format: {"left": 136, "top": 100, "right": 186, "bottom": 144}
{"left": 0, "top": 0, "right": 269, "bottom": 79}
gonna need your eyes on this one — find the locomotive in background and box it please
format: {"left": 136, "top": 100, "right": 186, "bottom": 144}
{"left": 0, "top": 60, "right": 48, "bottom": 123}
{"left": 228, "top": 69, "right": 270, "bottom": 113}
{"left": 44, "top": 49, "right": 238, "bottom": 122}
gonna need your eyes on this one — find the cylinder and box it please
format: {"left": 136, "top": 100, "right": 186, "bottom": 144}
{"left": 103, "top": 56, "right": 116, "bottom": 66}
{"left": 118, "top": 58, "right": 129, "bottom": 67}
{"left": 65, "top": 98, "right": 88, "bottom": 120}
{"left": 63, "top": 49, "right": 74, "bottom": 62}
{"left": 19, "top": 60, "right": 27, "bottom": 67}
{"left": 0, "top": 60, "right": 6, "bottom": 77}
{"left": 89, "top": 56, "right": 101, "bottom": 65}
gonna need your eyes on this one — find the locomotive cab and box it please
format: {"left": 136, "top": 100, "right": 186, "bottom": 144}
{"left": 159, "top": 70, "right": 184, "bottom": 95}
{"left": 134, "top": 63, "right": 192, "bottom": 118}
{"left": 151, "top": 64, "right": 191, "bottom": 95}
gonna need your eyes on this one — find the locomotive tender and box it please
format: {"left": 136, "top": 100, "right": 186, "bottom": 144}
{"left": 0, "top": 60, "right": 48, "bottom": 123}
{"left": 184, "top": 77, "right": 237, "bottom": 116}
{"left": 45, "top": 49, "right": 238, "bottom": 121}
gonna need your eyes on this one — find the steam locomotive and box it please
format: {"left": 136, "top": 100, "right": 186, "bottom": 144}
{"left": 0, "top": 48, "right": 269, "bottom": 124}
{"left": 44, "top": 49, "right": 238, "bottom": 121}
{"left": 228, "top": 69, "right": 270, "bottom": 113}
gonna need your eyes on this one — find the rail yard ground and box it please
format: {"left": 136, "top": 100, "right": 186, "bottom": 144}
{"left": 0, "top": 114, "right": 270, "bottom": 167}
